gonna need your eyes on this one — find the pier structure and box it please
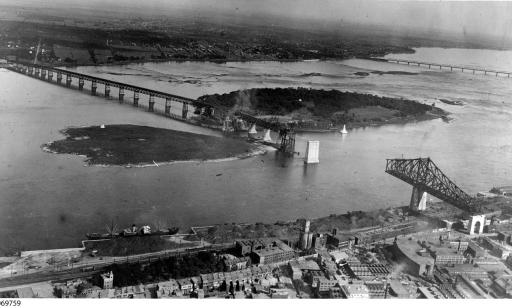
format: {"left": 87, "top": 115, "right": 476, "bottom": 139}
{"left": 4, "top": 60, "right": 296, "bottom": 154}
{"left": 118, "top": 87, "right": 124, "bottom": 101}
{"left": 235, "top": 111, "right": 296, "bottom": 154}
{"left": 375, "top": 58, "right": 512, "bottom": 78}
{"left": 304, "top": 140, "right": 320, "bottom": 164}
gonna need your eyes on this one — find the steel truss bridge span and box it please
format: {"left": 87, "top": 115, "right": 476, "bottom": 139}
{"left": 385, "top": 157, "right": 478, "bottom": 213}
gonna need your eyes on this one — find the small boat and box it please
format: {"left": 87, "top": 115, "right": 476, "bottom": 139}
{"left": 340, "top": 125, "right": 348, "bottom": 134}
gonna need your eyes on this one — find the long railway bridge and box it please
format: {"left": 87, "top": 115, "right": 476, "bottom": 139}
{"left": 372, "top": 57, "right": 512, "bottom": 78}
{"left": 3, "top": 61, "right": 296, "bottom": 153}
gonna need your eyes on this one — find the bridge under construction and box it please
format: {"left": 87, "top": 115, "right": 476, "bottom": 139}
{"left": 3, "top": 60, "right": 296, "bottom": 154}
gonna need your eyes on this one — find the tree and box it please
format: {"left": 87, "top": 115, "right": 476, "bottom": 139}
{"left": 53, "top": 287, "right": 63, "bottom": 298}
{"left": 220, "top": 280, "right": 227, "bottom": 292}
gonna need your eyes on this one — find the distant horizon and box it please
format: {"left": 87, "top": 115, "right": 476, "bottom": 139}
{"left": 1, "top": 0, "right": 510, "bottom": 46}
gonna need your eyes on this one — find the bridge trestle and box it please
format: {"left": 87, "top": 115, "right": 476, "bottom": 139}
{"left": 165, "top": 98, "right": 171, "bottom": 115}
{"left": 133, "top": 91, "right": 139, "bottom": 106}
{"left": 119, "top": 88, "right": 124, "bottom": 102}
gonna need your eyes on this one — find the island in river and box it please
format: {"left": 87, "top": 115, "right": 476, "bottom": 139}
{"left": 43, "top": 124, "right": 261, "bottom": 166}
{"left": 198, "top": 87, "right": 447, "bottom": 129}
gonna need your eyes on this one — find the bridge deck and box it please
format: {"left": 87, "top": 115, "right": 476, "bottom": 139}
{"left": 374, "top": 57, "right": 512, "bottom": 76}
{"left": 4, "top": 61, "right": 289, "bottom": 132}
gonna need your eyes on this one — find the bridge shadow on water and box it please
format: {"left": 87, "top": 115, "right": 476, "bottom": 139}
{"left": 273, "top": 150, "right": 295, "bottom": 168}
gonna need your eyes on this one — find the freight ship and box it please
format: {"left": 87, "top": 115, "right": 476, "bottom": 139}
{"left": 86, "top": 224, "right": 179, "bottom": 240}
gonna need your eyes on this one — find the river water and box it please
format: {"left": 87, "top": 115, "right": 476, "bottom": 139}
{"left": 1, "top": 47, "right": 512, "bottom": 252}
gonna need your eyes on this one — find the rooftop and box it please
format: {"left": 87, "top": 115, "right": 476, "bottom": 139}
{"left": 395, "top": 237, "right": 435, "bottom": 266}
{"left": 289, "top": 259, "right": 321, "bottom": 271}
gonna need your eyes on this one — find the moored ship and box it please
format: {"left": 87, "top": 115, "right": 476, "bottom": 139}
{"left": 86, "top": 224, "right": 179, "bottom": 240}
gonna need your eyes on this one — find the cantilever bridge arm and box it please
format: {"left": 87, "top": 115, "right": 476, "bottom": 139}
{"left": 385, "top": 158, "right": 475, "bottom": 211}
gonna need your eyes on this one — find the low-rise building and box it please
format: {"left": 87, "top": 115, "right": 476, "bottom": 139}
{"left": 465, "top": 242, "right": 486, "bottom": 259}
{"left": 340, "top": 283, "right": 370, "bottom": 299}
{"left": 493, "top": 276, "right": 512, "bottom": 298}
{"left": 252, "top": 242, "right": 294, "bottom": 265}
{"left": 481, "top": 236, "right": 512, "bottom": 259}
{"left": 441, "top": 264, "right": 489, "bottom": 280}
{"left": 224, "top": 256, "right": 250, "bottom": 271}
{"left": 431, "top": 246, "right": 466, "bottom": 265}
{"left": 328, "top": 285, "right": 343, "bottom": 298}
{"left": 115, "top": 284, "right": 146, "bottom": 299}
{"left": 236, "top": 239, "right": 267, "bottom": 256}
{"left": 100, "top": 271, "right": 114, "bottom": 289}
{"left": 156, "top": 279, "right": 180, "bottom": 298}
{"left": 497, "top": 231, "right": 512, "bottom": 244}
{"left": 388, "top": 280, "right": 412, "bottom": 298}
{"left": 16, "top": 287, "right": 36, "bottom": 298}
{"left": 316, "top": 275, "right": 338, "bottom": 294}
{"left": 365, "top": 281, "right": 388, "bottom": 299}
{"left": 176, "top": 278, "right": 193, "bottom": 295}
{"left": 329, "top": 251, "right": 349, "bottom": 264}
{"left": 455, "top": 275, "right": 490, "bottom": 299}
{"left": 346, "top": 264, "right": 375, "bottom": 280}
{"left": 326, "top": 234, "right": 354, "bottom": 249}
{"left": 288, "top": 259, "right": 321, "bottom": 280}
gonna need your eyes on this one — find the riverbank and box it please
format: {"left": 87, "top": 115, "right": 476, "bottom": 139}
{"left": 42, "top": 124, "right": 263, "bottom": 166}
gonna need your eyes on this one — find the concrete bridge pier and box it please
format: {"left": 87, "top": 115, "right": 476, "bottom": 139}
{"left": 104, "top": 84, "right": 110, "bottom": 98}
{"left": 118, "top": 88, "right": 124, "bottom": 102}
{"left": 263, "top": 129, "right": 272, "bottom": 142}
{"left": 248, "top": 124, "right": 257, "bottom": 136}
{"left": 148, "top": 95, "right": 155, "bottom": 112}
{"left": 78, "top": 78, "right": 84, "bottom": 91}
{"left": 165, "top": 98, "right": 171, "bottom": 115}
{"left": 133, "top": 91, "right": 139, "bottom": 106}
{"left": 57, "top": 72, "right": 62, "bottom": 84}
{"left": 182, "top": 103, "right": 188, "bottom": 119}
{"left": 66, "top": 75, "right": 72, "bottom": 87}
{"left": 91, "top": 81, "right": 97, "bottom": 96}
{"left": 409, "top": 186, "right": 428, "bottom": 212}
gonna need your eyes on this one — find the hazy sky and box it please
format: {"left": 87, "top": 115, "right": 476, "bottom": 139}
{"left": 5, "top": 0, "right": 512, "bottom": 41}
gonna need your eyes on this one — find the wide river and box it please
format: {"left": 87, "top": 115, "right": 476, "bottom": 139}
{"left": 1, "top": 47, "right": 512, "bottom": 253}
